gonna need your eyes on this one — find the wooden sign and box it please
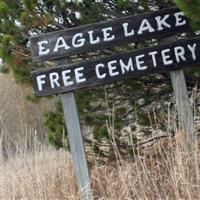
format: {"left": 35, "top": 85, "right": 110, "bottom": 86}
{"left": 30, "top": 7, "right": 190, "bottom": 62}
{"left": 32, "top": 37, "right": 200, "bottom": 96}
{"left": 29, "top": 6, "right": 197, "bottom": 198}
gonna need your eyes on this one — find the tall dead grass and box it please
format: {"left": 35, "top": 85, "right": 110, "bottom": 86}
{"left": 0, "top": 147, "right": 77, "bottom": 200}
{"left": 0, "top": 134, "right": 199, "bottom": 200}
{"left": 1, "top": 73, "right": 200, "bottom": 199}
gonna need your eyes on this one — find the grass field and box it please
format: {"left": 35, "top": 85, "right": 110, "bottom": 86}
{"left": 0, "top": 133, "right": 199, "bottom": 200}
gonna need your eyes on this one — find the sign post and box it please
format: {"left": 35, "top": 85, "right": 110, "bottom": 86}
{"left": 61, "top": 92, "right": 93, "bottom": 199}
{"left": 163, "top": 36, "right": 195, "bottom": 147}
{"left": 170, "top": 70, "right": 195, "bottom": 146}
{"left": 55, "top": 59, "right": 93, "bottom": 200}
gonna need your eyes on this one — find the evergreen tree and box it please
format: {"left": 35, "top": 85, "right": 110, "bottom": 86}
{"left": 175, "top": 0, "right": 200, "bottom": 29}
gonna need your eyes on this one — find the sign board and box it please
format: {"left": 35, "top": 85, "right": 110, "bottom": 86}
{"left": 32, "top": 37, "right": 200, "bottom": 96}
{"left": 29, "top": 7, "right": 190, "bottom": 62}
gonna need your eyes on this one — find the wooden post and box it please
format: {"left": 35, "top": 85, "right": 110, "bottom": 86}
{"left": 162, "top": 36, "right": 195, "bottom": 146}
{"left": 61, "top": 93, "right": 93, "bottom": 199}
{"left": 56, "top": 60, "right": 93, "bottom": 200}
{"left": 170, "top": 70, "right": 195, "bottom": 145}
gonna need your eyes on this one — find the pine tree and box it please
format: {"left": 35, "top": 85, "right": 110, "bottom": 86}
{"left": 175, "top": 0, "right": 200, "bottom": 29}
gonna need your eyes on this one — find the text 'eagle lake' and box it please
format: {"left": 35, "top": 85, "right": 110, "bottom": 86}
{"left": 32, "top": 37, "right": 200, "bottom": 96}
{"left": 30, "top": 7, "right": 190, "bottom": 62}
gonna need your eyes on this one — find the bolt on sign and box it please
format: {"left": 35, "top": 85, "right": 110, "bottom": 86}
{"left": 30, "top": 7, "right": 190, "bottom": 62}
{"left": 32, "top": 37, "right": 200, "bottom": 96}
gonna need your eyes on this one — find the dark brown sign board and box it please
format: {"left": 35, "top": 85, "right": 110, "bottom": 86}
{"left": 30, "top": 7, "right": 190, "bottom": 62}
{"left": 32, "top": 37, "right": 200, "bottom": 97}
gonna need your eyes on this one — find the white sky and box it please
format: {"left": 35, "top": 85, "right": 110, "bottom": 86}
{"left": 0, "top": 59, "right": 2, "bottom": 66}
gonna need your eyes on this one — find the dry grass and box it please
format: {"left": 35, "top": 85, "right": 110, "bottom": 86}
{"left": 0, "top": 147, "right": 78, "bottom": 200}
{"left": 0, "top": 134, "right": 199, "bottom": 200}
{"left": 1, "top": 73, "right": 200, "bottom": 199}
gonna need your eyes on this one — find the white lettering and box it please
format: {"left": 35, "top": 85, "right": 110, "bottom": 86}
{"left": 174, "top": 11, "right": 186, "bottom": 27}
{"left": 88, "top": 30, "right": 100, "bottom": 44}
{"left": 50, "top": 72, "right": 60, "bottom": 88}
{"left": 135, "top": 54, "right": 147, "bottom": 70}
{"left": 122, "top": 23, "right": 134, "bottom": 37}
{"left": 62, "top": 70, "right": 73, "bottom": 86}
{"left": 120, "top": 58, "right": 134, "bottom": 74}
{"left": 102, "top": 27, "right": 115, "bottom": 42}
{"left": 138, "top": 19, "right": 155, "bottom": 35}
{"left": 53, "top": 37, "right": 70, "bottom": 52}
{"left": 37, "top": 41, "right": 50, "bottom": 56}
{"left": 72, "top": 33, "right": 86, "bottom": 48}
{"left": 75, "top": 67, "right": 86, "bottom": 83}
{"left": 37, "top": 75, "right": 46, "bottom": 91}
{"left": 96, "top": 63, "right": 106, "bottom": 79}
{"left": 148, "top": 51, "right": 158, "bottom": 67}
{"left": 155, "top": 15, "right": 171, "bottom": 31}
{"left": 174, "top": 46, "right": 186, "bottom": 63}
{"left": 188, "top": 43, "right": 197, "bottom": 60}
{"left": 108, "top": 60, "right": 119, "bottom": 76}
{"left": 162, "top": 49, "right": 173, "bottom": 65}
